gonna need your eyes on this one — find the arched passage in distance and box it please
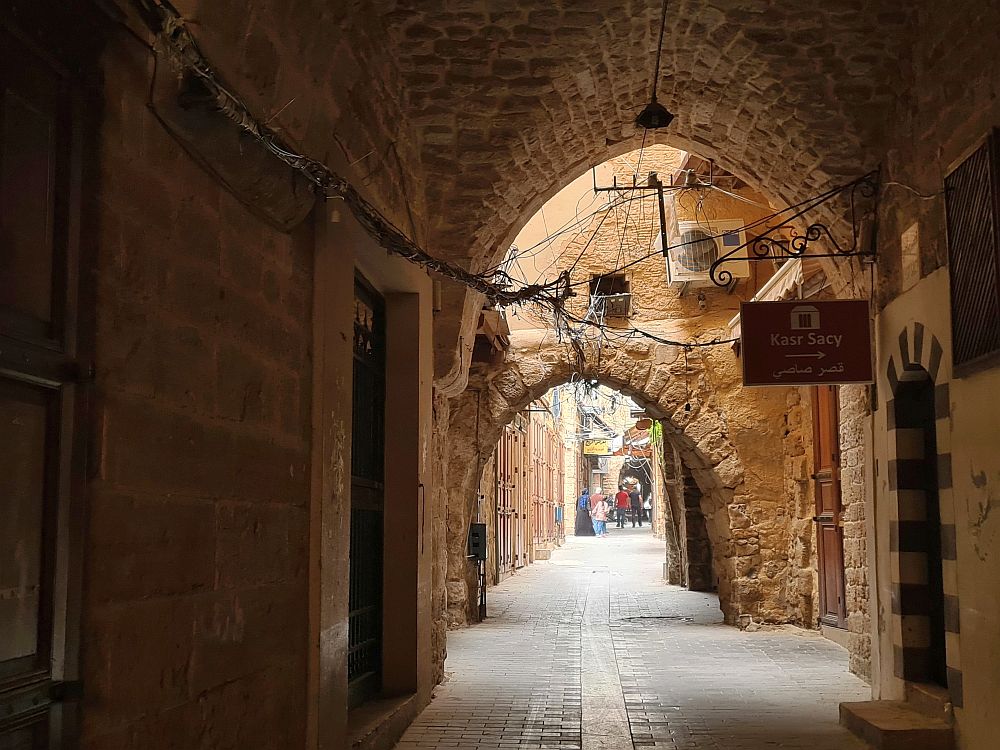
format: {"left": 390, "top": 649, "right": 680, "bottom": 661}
{"left": 439, "top": 329, "right": 812, "bottom": 633}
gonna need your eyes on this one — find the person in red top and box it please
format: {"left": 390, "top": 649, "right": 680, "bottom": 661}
{"left": 614, "top": 486, "right": 631, "bottom": 528}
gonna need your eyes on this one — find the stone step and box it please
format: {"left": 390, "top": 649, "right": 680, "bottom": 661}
{"left": 905, "top": 681, "right": 954, "bottom": 724}
{"left": 840, "top": 700, "right": 954, "bottom": 750}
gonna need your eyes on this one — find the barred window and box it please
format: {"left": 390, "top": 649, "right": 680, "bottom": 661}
{"left": 945, "top": 131, "right": 1000, "bottom": 369}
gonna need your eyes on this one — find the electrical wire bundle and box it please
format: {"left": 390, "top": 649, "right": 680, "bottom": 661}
{"left": 130, "top": 0, "right": 572, "bottom": 308}
{"left": 129, "top": 0, "right": 882, "bottom": 346}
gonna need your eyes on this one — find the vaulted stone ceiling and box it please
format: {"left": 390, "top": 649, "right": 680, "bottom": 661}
{"left": 346, "top": 1, "right": 911, "bottom": 387}
{"left": 373, "top": 0, "right": 909, "bottom": 269}
{"left": 179, "top": 0, "right": 911, "bottom": 387}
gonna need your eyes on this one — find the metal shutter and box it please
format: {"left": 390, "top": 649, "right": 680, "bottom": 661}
{"left": 945, "top": 131, "right": 1000, "bottom": 368}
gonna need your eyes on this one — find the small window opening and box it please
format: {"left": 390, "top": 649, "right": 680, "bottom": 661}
{"left": 589, "top": 274, "right": 629, "bottom": 297}
{"left": 589, "top": 274, "right": 631, "bottom": 320}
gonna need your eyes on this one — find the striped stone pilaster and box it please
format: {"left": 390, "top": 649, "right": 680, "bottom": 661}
{"left": 884, "top": 322, "right": 962, "bottom": 708}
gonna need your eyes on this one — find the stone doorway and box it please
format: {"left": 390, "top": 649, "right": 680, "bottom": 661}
{"left": 892, "top": 373, "right": 947, "bottom": 688}
{"left": 348, "top": 277, "right": 387, "bottom": 707}
{"left": 813, "top": 385, "right": 847, "bottom": 628}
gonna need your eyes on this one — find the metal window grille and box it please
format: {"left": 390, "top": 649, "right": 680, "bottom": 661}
{"left": 945, "top": 131, "right": 1000, "bottom": 368}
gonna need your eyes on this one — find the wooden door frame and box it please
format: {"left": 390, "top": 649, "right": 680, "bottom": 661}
{"left": 0, "top": 5, "right": 101, "bottom": 744}
{"left": 812, "top": 385, "right": 848, "bottom": 628}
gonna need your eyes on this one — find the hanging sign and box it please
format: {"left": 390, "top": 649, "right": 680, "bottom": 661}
{"left": 740, "top": 300, "right": 873, "bottom": 386}
{"left": 583, "top": 439, "right": 611, "bottom": 455}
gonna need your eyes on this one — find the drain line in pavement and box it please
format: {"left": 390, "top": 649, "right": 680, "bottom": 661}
{"left": 581, "top": 565, "right": 635, "bottom": 750}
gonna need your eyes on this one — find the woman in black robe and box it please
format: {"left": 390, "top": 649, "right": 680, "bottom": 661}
{"left": 574, "top": 488, "right": 595, "bottom": 536}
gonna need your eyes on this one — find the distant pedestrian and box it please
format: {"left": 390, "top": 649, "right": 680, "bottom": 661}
{"left": 614, "top": 486, "right": 630, "bottom": 528}
{"left": 590, "top": 488, "right": 609, "bottom": 537}
{"left": 629, "top": 487, "right": 642, "bottom": 527}
{"left": 574, "top": 488, "right": 595, "bottom": 536}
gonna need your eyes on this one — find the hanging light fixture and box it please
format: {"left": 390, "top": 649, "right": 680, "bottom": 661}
{"left": 635, "top": 0, "right": 674, "bottom": 130}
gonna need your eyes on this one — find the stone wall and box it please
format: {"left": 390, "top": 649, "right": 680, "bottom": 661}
{"left": 650, "top": 434, "right": 668, "bottom": 541}
{"left": 83, "top": 29, "right": 314, "bottom": 748}
{"left": 782, "top": 388, "right": 819, "bottom": 628}
{"left": 839, "top": 385, "right": 872, "bottom": 680}
{"left": 657, "top": 440, "right": 684, "bottom": 585}
{"left": 681, "top": 466, "right": 715, "bottom": 592}
{"left": 480, "top": 452, "right": 499, "bottom": 586}
{"left": 442, "top": 380, "right": 490, "bottom": 628}
{"left": 430, "top": 391, "right": 452, "bottom": 685}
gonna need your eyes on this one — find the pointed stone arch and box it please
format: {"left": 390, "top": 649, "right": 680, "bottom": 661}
{"left": 442, "top": 330, "right": 803, "bottom": 630}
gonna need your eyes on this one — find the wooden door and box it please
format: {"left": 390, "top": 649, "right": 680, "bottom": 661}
{"left": 0, "top": 15, "right": 93, "bottom": 745}
{"left": 495, "top": 424, "right": 517, "bottom": 579}
{"left": 348, "top": 277, "right": 386, "bottom": 708}
{"left": 812, "top": 386, "right": 847, "bottom": 627}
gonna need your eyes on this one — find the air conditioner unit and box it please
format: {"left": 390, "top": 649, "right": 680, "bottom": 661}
{"left": 659, "top": 218, "right": 751, "bottom": 286}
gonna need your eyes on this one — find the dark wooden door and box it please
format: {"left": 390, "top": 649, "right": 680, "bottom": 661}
{"left": 348, "top": 277, "right": 385, "bottom": 708}
{"left": 812, "top": 386, "right": 847, "bottom": 627}
{"left": 0, "top": 16, "right": 91, "bottom": 746}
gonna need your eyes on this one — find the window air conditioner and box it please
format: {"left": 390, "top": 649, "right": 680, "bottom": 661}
{"left": 659, "top": 218, "right": 751, "bottom": 286}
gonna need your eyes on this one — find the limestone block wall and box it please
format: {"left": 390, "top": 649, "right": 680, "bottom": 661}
{"left": 839, "top": 385, "right": 872, "bottom": 680}
{"left": 430, "top": 392, "right": 452, "bottom": 684}
{"left": 479, "top": 453, "right": 499, "bottom": 586}
{"left": 681, "top": 467, "right": 715, "bottom": 592}
{"left": 782, "top": 388, "right": 820, "bottom": 628}
{"left": 83, "top": 32, "right": 314, "bottom": 748}
{"left": 658, "top": 441, "right": 684, "bottom": 584}
{"left": 650, "top": 440, "right": 668, "bottom": 541}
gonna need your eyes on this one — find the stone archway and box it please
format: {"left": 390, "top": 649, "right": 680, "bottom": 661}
{"left": 378, "top": 3, "right": 906, "bottom": 393}
{"left": 617, "top": 463, "right": 651, "bottom": 502}
{"left": 440, "top": 326, "right": 802, "bottom": 634}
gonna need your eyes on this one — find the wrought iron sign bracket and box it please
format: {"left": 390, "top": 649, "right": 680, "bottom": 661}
{"left": 708, "top": 170, "right": 880, "bottom": 287}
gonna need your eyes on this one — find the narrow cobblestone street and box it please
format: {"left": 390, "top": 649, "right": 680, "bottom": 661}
{"left": 397, "top": 528, "right": 870, "bottom": 750}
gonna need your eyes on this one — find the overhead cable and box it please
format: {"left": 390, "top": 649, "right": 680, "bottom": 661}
{"left": 129, "top": 0, "right": 879, "bottom": 321}
{"left": 129, "top": 0, "right": 570, "bottom": 307}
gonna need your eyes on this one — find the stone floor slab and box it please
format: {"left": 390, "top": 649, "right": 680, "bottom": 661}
{"left": 394, "top": 528, "right": 870, "bottom": 750}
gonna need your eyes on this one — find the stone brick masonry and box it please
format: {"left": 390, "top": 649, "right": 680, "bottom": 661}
{"left": 839, "top": 385, "right": 872, "bottom": 680}
{"left": 81, "top": 29, "right": 313, "bottom": 748}
{"left": 26, "top": 0, "right": 998, "bottom": 745}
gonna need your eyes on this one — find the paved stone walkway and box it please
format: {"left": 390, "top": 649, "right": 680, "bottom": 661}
{"left": 397, "top": 528, "right": 870, "bottom": 749}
